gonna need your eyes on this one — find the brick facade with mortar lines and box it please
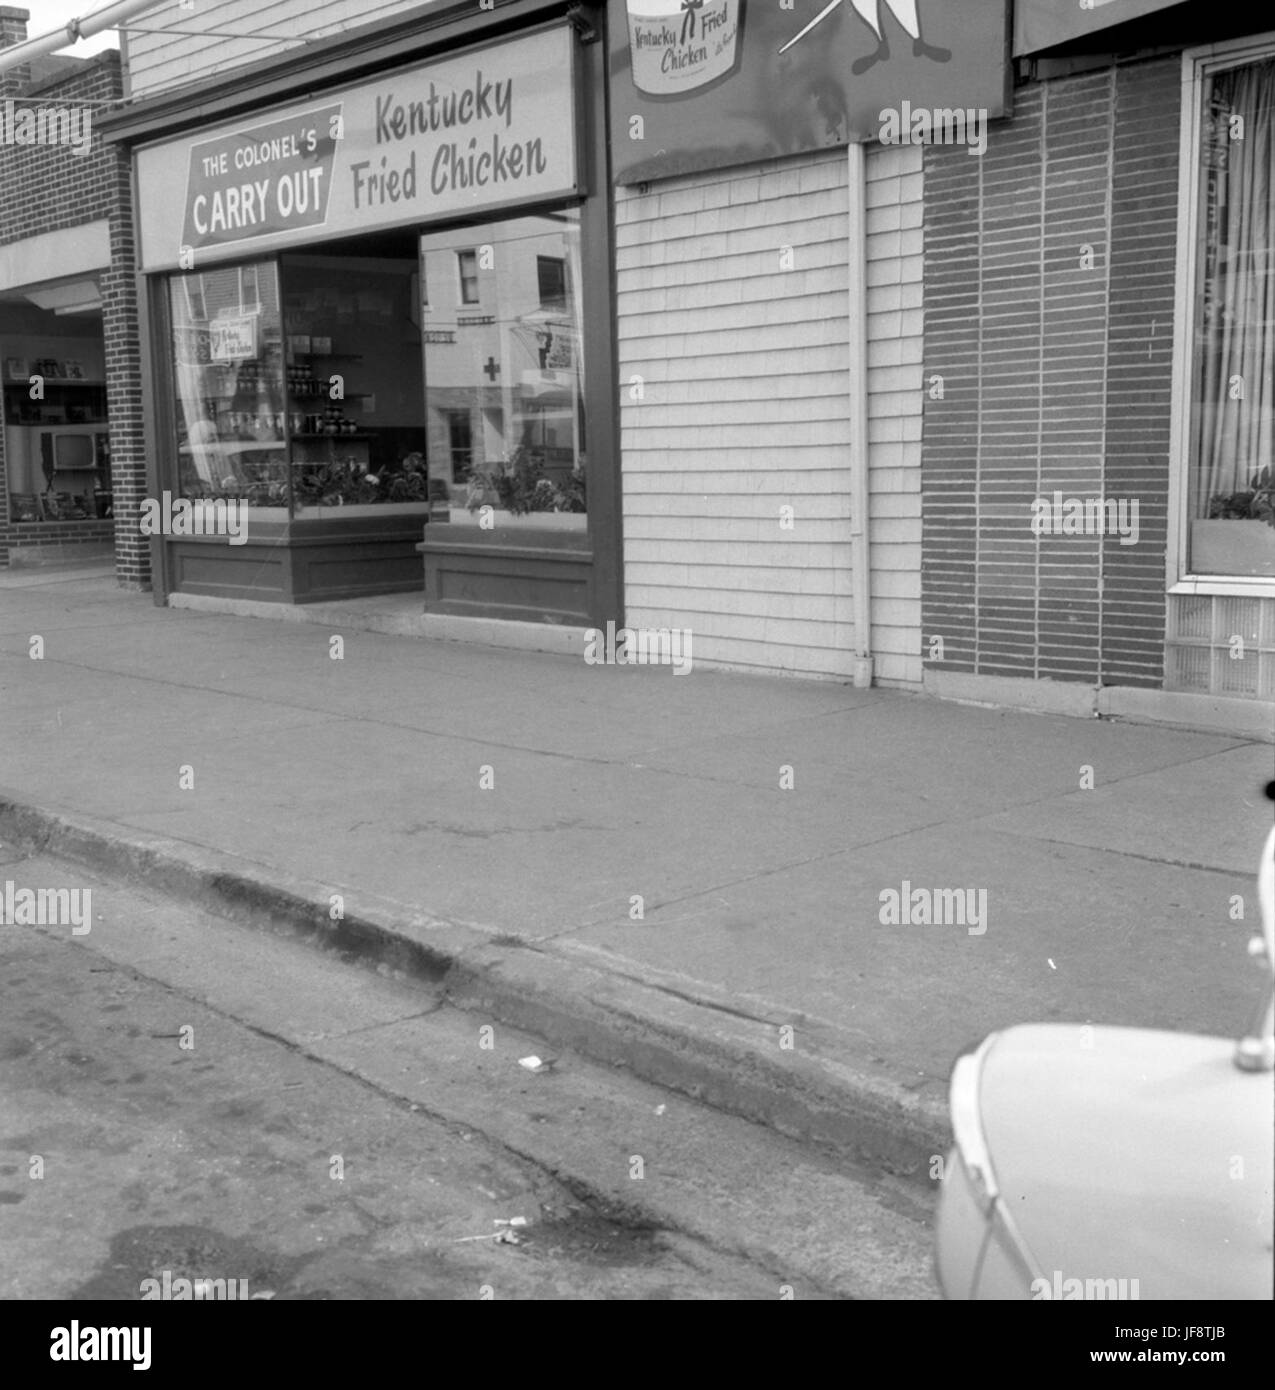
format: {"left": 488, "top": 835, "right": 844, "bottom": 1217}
{"left": 920, "top": 58, "right": 1180, "bottom": 690}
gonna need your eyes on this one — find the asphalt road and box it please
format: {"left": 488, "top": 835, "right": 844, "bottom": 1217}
{"left": 0, "top": 847, "right": 938, "bottom": 1301}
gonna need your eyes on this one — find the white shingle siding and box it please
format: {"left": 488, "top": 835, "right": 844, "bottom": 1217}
{"left": 617, "top": 142, "right": 923, "bottom": 684}
{"left": 123, "top": 1, "right": 431, "bottom": 100}
{"left": 616, "top": 149, "right": 851, "bottom": 679}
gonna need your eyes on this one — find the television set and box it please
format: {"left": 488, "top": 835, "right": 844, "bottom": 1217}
{"left": 53, "top": 433, "right": 95, "bottom": 470}
{"left": 39, "top": 429, "right": 99, "bottom": 496}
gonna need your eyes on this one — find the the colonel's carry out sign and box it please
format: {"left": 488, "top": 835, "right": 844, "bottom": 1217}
{"left": 609, "top": 0, "right": 1012, "bottom": 183}
{"left": 180, "top": 107, "right": 341, "bottom": 252}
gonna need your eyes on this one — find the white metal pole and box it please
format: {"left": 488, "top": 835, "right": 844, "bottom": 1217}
{"left": 847, "top": 139, "right": 874, "bottom": 687}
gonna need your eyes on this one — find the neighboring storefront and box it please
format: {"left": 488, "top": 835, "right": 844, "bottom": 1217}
{"left": 0, "top": 9, "right": 141, "bottom": 577}
{"left": 921, "top": 0, "right": 1274, "bottom": 720}
{"left": 103, "top": 2, "right": 618, "bottom": 622}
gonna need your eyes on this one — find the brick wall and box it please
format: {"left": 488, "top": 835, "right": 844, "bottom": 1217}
{"left": 0, "top": 53, "right": 120, "bottom": 243}
{"left": 0, "top": 27, "right": 145, "bottom": 583}
{"left": 0, "top": 6, "right": 27, "bottom": 89}
{"left": 921, "top": 58, "right": 1180, "bottom": 690}
{"left": 101, "top": 130, "right": 146, "bottom": 588}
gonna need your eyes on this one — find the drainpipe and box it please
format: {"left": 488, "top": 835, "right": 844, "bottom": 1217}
{"left": 847, "top": 141, "right": 874, "bottom": 688}
{"left": 0, "top": 0, "right": 163, "bottom": 74}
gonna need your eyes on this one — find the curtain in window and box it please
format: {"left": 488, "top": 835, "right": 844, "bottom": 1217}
{"left": 1192, "top": 58, "right": 1274, "bottom": 518}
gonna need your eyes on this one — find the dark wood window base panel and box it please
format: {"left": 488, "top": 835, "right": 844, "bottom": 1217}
{"left": 418, "top": 536, "right": 593, "bottom": 626}
{"left": 166, "top": 514, "right": 428, "bottom": 603}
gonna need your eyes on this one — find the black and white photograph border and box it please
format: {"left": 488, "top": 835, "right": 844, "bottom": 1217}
{"left": 0, "top": 0, "right": 1272, "bottom": 1359}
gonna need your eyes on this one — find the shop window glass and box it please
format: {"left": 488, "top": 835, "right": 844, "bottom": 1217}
{"left": 2, "top": 351, "right": 109, "bottom": 523}
{"left": 1190, "top": 55, "right": 1275, "bottom": 576}
{"left": 422, "top": 210, "right": 585, "bottom": 527}
{"left": 280, "top": 251, "right": 427, "bottom": 511}
{"left": 168, "top": 259, "right": 288, "bottom": 511}
{"left": 168, "top": 252, "right": 431, "bottom": 515}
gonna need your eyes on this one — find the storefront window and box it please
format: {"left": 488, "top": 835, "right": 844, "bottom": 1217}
{"left": 280, "top": 250, "right": 426, "bottom": 512}
{"left": 169, "top": 260, "right": 288, "bottom": 512}
{"left": 3, "top": 349, "right": 110, "bottom": 524}
{"left": 167, "top": 252, "right": 432, "bottom": 514}
{"left": 1189, "top": 55, "right": 1275, "bottom": 577}
{"left": 162, "top": 216, "right": 588, "bottom": 535}
{"left": 420, "top": 210, "right": 586, "bottom": 529}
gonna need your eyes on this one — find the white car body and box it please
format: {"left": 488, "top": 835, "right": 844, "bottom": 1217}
{"left": 936, "top": 821, "right": 1275, "bottom": 1300}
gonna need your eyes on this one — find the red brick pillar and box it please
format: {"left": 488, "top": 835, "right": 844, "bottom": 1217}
{"left": 0, "top": 7, "right": 31, "bottom": 83}
{"left": 94, "top": 53, "right": 150, "bottom": 590}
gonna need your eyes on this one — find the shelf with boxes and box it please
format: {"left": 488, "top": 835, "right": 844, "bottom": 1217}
{"left": 3, "top": 379, "right": 107, "bottom": 426}
{"left": 284, "top": 345, "right": 375, "bottom": 506}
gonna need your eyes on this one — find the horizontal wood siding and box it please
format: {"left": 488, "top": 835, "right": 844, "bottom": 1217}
{"left": 124, "top": 0, "right": 430, "bottom": 99}
{"left": 616, "top": 150, "right": 853, "bottom": 677}
{"left": 617, "top": 144, "right": 921, "bottom": 681}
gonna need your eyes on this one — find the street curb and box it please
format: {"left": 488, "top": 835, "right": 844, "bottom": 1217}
{"left": 0, "top": 791, "right": 953, "bottom": 1188}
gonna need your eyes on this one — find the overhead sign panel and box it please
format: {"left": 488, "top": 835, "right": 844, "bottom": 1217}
{"left": 136, "top": 26, "right": 578, "bottom": 271}
{"left": 609, "top": 0, "right": 1012, "bottom": 184}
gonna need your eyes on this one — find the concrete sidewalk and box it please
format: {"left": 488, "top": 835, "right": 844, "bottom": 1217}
{"left": 1, "top": 566, "right": 1271, "bottom": 1178}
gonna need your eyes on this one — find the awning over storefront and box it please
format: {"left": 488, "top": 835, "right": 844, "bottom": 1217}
{"left": 1014, "top": 0, "right": 1189, "bottom": 56}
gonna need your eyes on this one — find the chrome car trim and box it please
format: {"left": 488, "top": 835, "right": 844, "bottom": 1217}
{"left": 948, "top": 1029, "right": 1047, "bottom": 1293}
{"left": 986, "top": 1197, "right": 1048, "bottom": 1295}
{"left": 948, "top": 1034, "right": 1001, "bottom": 1212}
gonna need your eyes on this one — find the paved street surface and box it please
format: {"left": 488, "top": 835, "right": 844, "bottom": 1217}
{"left": 0, "top": 849, "right": 935, "bottom": 1300}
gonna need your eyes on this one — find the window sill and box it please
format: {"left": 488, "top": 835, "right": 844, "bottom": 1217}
{"left": 1170, "top": 576, "right": 1275, "bottom": 596}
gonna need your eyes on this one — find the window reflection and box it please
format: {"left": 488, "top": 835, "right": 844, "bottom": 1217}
{"left": 421, "top": 210, "right": 585, "bottom": 525}
{"left": 169, "top": 261, "right": 288, "bottom": 510}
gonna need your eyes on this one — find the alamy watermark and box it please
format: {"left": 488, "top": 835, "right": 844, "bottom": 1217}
{"left": 878, "top": 102, "right": 987, "bottom": 156}
{"left": 50, "top": 1324, "right": 150, "bottom": 1370}
{"left": 583, "top": 621, "right": 693, "bottom": 675}
{"left": 1, "top": 101, "right": 92, "bottom": 158}
{"left": 140, "top": 1270, "right": 251, "bottom": 1300}
{"left": 1032, "top": 1270, "right": 1141, "bottom": 1300}
{"left": 139, "top": 493, "right": 247, "bottom": 545}
{"left": 879, "top": 881, "right": 987, "bottom": 935}
{"left": 0, "top": 881, "right": 91, "bottom": 934}
{"left": 1030, "top": 492, "right": 1140, "bottom": 546}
